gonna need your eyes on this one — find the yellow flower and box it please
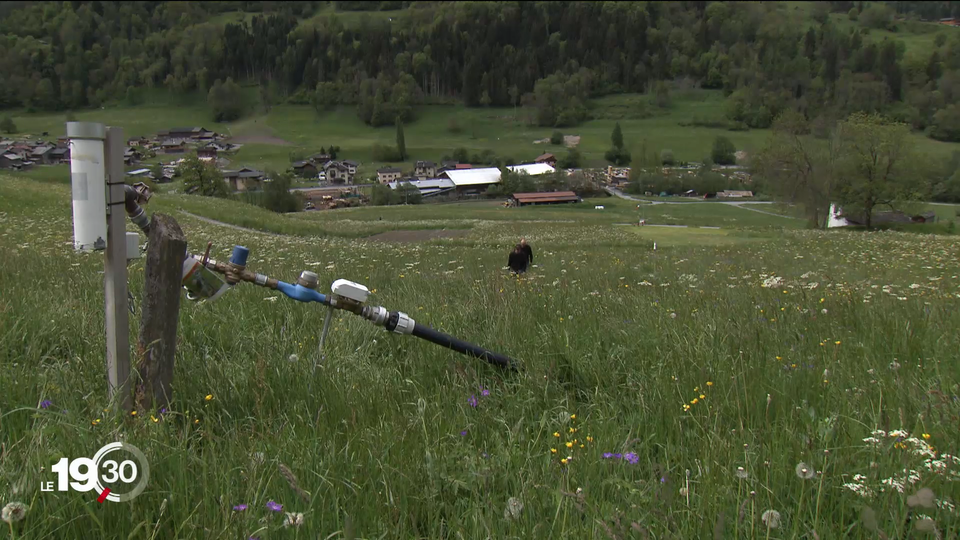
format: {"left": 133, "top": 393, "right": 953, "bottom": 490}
{"left": 130, "top": 410, "right": 137, "bottom": 416}
{"left": 205, "top": 394, "right": 213, "bottom": 401}
{"left": 560, "top": 458, "right": 568, "bottom": 465}
{"left": 551, "top": 448, "right": 557, "bottom": 454}
{"left": 570, "top": 414, "right": 576, "bottom": 420}
{"left": 922, "top": 433, "right": 931, "bottom": 440}
{"left": 586, "top": 436, "right": 593, "bottom": 442}
{"left": 834, "top": 341, "right": 841, "bottom": 345}
{"left": 194, "top": 418, "right": 200, "bottom": 425}
{"left": 699, "top": 394, "right": 705, "bottom": 399}
{"left": 568, "top": 427, "right": 576, "bottom": 433}
{"left": 683, "top": 404, "right": 691, "bottom": 411}
{"left": 554, "top": 432, "right": 560, "bottom": 438}
{"left": 776, "top": 356, "right": 782, "bottom": 360}
{"left": 566, "top": 442, "right": 573, "bottom": 448}
{"left": 706, "top": 381, "right": 713, "bottom": 387}
{"left": 691, "top": 398, "right": 698, "bottom": 405}
{"left": 91, "top": 419, "right": 101, "bottom": 425}
{"left": 579, "top": 444, "right": 584, "bottom": 449}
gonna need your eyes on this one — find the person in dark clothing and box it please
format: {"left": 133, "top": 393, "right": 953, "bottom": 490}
{"left": 520, "top": 238, "right": 533, "bottom": 266}
{"left": 508, "top": 244, "right": 528, "bottom": 275}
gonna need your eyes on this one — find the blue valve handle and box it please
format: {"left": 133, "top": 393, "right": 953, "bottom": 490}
{"left": 230, "top": 245, "right": 250, "bottom": 266}
{"left": 276, "top": 281, "right": 328, "bottom": 304}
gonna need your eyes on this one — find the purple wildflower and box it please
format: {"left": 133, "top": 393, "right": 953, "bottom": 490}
{"left": 602, "top": 453, "right": 614, "bottom": 459}
{"left": 266, "top": 501, "right": 282, "bottom": 512}
{"left": 468, "top": 395, "right": 478, "bottom": 408}
{"left": 624, "top": 453, "right": 639, "bottom": 464}
{"left": 460, "top": 430, "right": 467, "bottom": 436}
{"left": 481, "top": 388, "right": 490, "bottom": 397}
{"left": 39, "top": 400, "right": 52, "bottom": 409}
{"left": 160, "top": 408, "right": 168, "bottom": 414}
{"left": 233, "top": 504, "right": 247, "bottom": 511}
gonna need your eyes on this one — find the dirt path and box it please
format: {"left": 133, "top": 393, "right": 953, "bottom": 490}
{"left": 178, "top": 210, "right": 284, "bottom": 236}
{"left": 366, "top": 229, "right": 469, "bottom": 242}
{"left": 605, "top": 187, "right": 804, "bottom": 219}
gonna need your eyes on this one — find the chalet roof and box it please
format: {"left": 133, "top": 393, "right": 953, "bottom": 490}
{"left": 507, "top": 163, "right": 556, "bottom": 176}
{"left": 388, "top": 179, "right": 455, "bottom": 190}
{"left": 441, "top": 167, "right": 501, "bottom": 186}
{"left": 378, "top": 167, "right": 402, "bottom": 174}
{"left": 292, "top": 161, "right": 316, "bottom": 168}
{"left": 416, "top": 160, "right": 436, "bottom": 168}
{"left": 535, "top": 153, "right": 556, "bottom": 161}
{"left": 512, "top": 191, "right": 580, "bottom": 203}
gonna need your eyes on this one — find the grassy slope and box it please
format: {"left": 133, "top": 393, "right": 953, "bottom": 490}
{"left": 2, "top": 166, "right": 960, "bottom": 539}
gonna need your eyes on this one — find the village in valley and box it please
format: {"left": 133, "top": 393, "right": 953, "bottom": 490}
{"left": 2, "top": 124, "right": 765, "bottom": 211}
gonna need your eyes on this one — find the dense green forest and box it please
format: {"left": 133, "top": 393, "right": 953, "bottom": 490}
{"left": 2, "top": 1, "right": 960, "bottom": 140}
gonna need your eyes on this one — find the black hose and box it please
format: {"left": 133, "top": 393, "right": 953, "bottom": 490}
{"left": 409, "top": 323, "right": 518, "bottom": 371}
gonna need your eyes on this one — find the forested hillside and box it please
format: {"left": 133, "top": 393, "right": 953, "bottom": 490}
{"left": 1, "top": 1, "right": 960, "bottom": 140}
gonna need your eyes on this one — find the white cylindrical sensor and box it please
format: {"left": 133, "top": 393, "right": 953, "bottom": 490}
{"left": 67, "top": 122, "right": 107, "bottom": 251}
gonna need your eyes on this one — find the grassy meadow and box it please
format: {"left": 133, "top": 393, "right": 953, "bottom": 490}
{"left": 2, "top": 173, "right": 959, "bottom": 538}
{"left": 7, "top": 85, "right": 959, "bottom": 182}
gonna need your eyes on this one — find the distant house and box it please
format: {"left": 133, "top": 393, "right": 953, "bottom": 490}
{"left": 342, "top": 160, "right": 358, "bottom": 175}
{"left": 511, "top": 191, "right": 581, "bottom": 206}
{"left": 414, "top": 160, "right": 436, "bottom": 180}
{"left": 377, "top": 166, "right": 403, "bottom": 184}
{"left": 308, "top": 153, "right": 332, "bottom": 165}
{"left": 507, "top": 163, "right": 556, "bottom": 176}
{"left": 292, "top": 160, "right": 319, "bottom": 178}
{"left": 49, "top": 147, "right": 70, "bottom": 163}
{"left": 939, "top": 17, "right": 960, "bottom": 26}
{"left": 123, "top": 146, "right": 143, "bottom": 165}
{"left": 0, "top": 153, "right": 24, "bottom": 169}
{"left": 161, "top": 140, "right": 185, "bottom": 154}
{"left": 388, "top": 178, "right": 457, "bottom": 198}
{"left": 127, "top": 168, "right": 152, "bottom": 179}
{"left": 440, "top": 167, "right": 503, "bottom": 195}
{"left": 221, "top": 167, "right": 265, "bottom": 192}
{"left": 323, "top": 161, "right": 355, "bottom": 184}
{"left": 31, "top": 145, "right": 55, "bottom": 165}
{"left": 163, "top": 127, "right": 214, "bottom": 140}
{"left": 197, "top": 146, "right": 218, "bottom": 160}
{"left": 535, "top": 153, "right": 557, "bottom": 167}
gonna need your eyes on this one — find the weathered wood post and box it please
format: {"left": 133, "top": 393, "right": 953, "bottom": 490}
{"left": 135, "top": 213, "right": 186, "bottom": 411}
{"left": 103, "top": 126, "right": 133, "bottom": 413}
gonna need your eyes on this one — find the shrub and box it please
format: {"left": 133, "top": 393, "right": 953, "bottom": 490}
{"left": 550, "top": 130, "right": 563, "bottom": 145}
{"left": 661, "top": 149, "right": 675, "bottom": 166}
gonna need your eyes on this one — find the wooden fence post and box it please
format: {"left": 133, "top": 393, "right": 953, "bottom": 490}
{"left": 135, "top": 213, "right": 186, "bottom": 411}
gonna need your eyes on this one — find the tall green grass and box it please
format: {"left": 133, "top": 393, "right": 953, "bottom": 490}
{"left": 1, "top": 175, "right": 959, "bottom": 539}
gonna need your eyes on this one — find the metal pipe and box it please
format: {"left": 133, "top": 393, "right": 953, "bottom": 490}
{"left": 381, "top": 310, "right": 517, "bottom": 371}
{"left": 123, "top": 184, "right": 150, "bottom": 233}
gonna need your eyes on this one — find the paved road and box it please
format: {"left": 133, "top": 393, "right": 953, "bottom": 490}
{"left": 604, "top": 187, "right": 804, "bottom": 219}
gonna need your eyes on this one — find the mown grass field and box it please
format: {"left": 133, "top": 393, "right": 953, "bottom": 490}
{"left": 2, "top": 173, "right": 959, "bottom": 539}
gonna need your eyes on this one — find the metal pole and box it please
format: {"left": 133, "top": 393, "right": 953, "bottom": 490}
{"left": 104, "top": 127, "right": 132, "bottom": 413}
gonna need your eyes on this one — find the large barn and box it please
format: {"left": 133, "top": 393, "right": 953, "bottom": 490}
{"left": 510, "top": 191, "right": 581, "bottom": 206}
